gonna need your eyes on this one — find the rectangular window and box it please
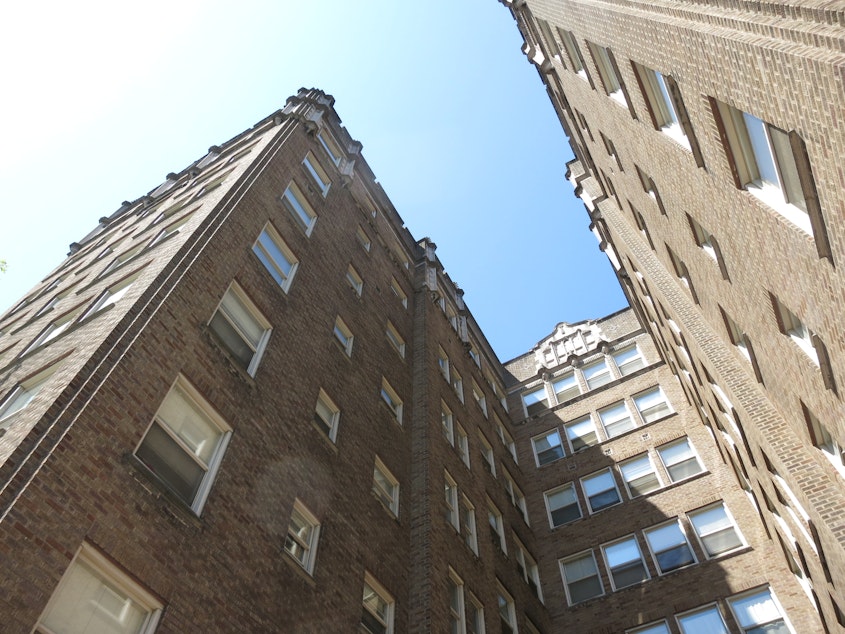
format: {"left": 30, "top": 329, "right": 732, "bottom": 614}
{"left": 456, "top": 422, "right": 470, "bottom": 468}
{"left": 284, "top": 500, "right": 321, "bottom": 574}
{"left": 500, "top": 422, "right": 517, "bottom": 463}
{"left": 385, "top": 321, "right": 405, "bottom": 358}
{"left": 461, "top": 494, "right": 478, "bottom": 554}
{"left": 81, "top": 273, "right": 139, "bottom": 320}
{"left": 657, "top": 438, "right": 704, "bottom": 482}
{"left": 333, "top": 316, "right": 354, "bottom": 356}
{"left": 582, "top": 469, "right": 621, "bottom": 513}
{"left": 721, "top": 308, "right": 755, "bottom": 364}
{"left": 627, "top": 622, "right": 670, "bottom": 634}
{"left": 560, "top": 551, "right": 604, "bottom": 605}
{"left": 613, "top": 345, "right": 645, "bottom": 376}
{"left": 687, "top": 215, "right": 727, "bottom": 275}
{"left": 619, "top": 453, "right": 661, "bottom": 497}
{"left": 0, "top": 362, "right": 60, "bottom": 425}
{"left": 452, "top": 368, "right": 464, "bottom": 402}
{"left": 772, "top": 295, "right": 819, "bottom": 366}
{"left": 552, "top": 371, "right": 580, "bottom": 403}
{"left": 438, "top": 347, "right": 450, "bottom": 382}
{"left": 346, "top": 265, "right": 364, "bottom": 296}
{"left": 23, "top": 306, "right": 81, "bottom": 354}
{"left": 468, "top": 345, "right": 481, "bottom": 368}
{"left": 487, "top": 499, "right": 507, "bottom": 554}
{"left": 390, "top": 278, "right": 407, "bottom": 308}
{"left": 281, "top": 182, "right": 317, "bottom": 236}
{"left": 602, "top": 535, "right": 649, "bottom": 589}
{"left": 356, "top": 225, "right": 372, "bottom": 252}
{"left": 135, "top": 377, "right": 231, "bottom": 513}
{"left": 728, "top": 587, "right": 790, "bottom": 634}
{"left": 667, "top": 248, "right": 697, "bottom": 303}
{"left": 448, "top": 570, "right": 467, "bottom": 634}
{"left": 303, "top": 152, "right": 331, "bottom": 197}
{"left": 522, "top": 385, "right": 548, "bottom": 416}
{"left": 532, "top": 429, "right": 565, "bottom": 466}
{"left": 445, "top": 471, "right": 459, "bottom": 530}
{"left": 37, "top": 544, "right": 162, "bottom": 634}
{"left": 496, "top": 583, "right": 518, "bottom": 634}
{"left": 471, "top": 381, "right": 488, "bottom": 418}
{"left": 479, "top": 432, "right": 496, "bottom": 476}
{"left": 633, "top": 387, "right": 672, "bottom": 424}
{"left": 676, "top": 605, "right": 728, "bottom": 634}
{"left": 468, "top": 594, "right": 485, "bottom": 634}
{"left": 380, "top": 379, "right": 403, "bottom": 424}
{"left": 633, "top": 64, "right": 689, "bottom": 147}
{"left": 372, "top": 457, "right": 399, "bottom": 516}
{"left": 599, "top": 401, "right": 636, "bottom": 438}
{"left": 582, "top": 358, "right": 612, "bottom": 389}
{"left": 587, "top": 42, "right": 628, "bottom": 107}
{"left": 362, "top": 573, "right": 395, "bottom": 634}
{"left": 252, "top": 223, "right": 299, "bottom": 292}
{"left": 804, "top": 404, "right": 845, "bottom": 475}
{"left": 442, "top": 402, "right": 455, "bottom": 446}
{"left": 564, "top": 415, "right": 599, "bottom": 452}
{"left": 645, "top": 520, "right": 696, "bottom": 574}
{"left": 209, "top": 283, "right": 271, "bottom": 376}
{"left": 313, "top": 389, "right": 340, "bottom": 442}
{"left": 317, "top": 129, "right": 343, "bottom": 166}
{"left": 688, "top": 502, "right": 744, "bottom": 557}
{"left": 503, "top": 470, "right": 528, "bottom": 524}
{"left": 545, "top": 483, "right": 581, "bottom": 527}
{"left": 514, "top": 537, "right": 543, "bottom": 601}
{"left": 557, "top": 28, "right": 587, "bottom": 80}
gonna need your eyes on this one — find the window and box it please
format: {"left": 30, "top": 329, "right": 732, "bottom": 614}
{"left": 619, "top": 454, "right": 661, "bottom": 497}
{"left": 81, "top": 273, "right": 138, "bottom": 320}
{"left": 284, "top": 500, "right": 321, "bottom": 574}
{"left": 499, "top": 422, "right": 518, "bottom": 463}
{"left": 147, "top": 212, "right": 193, "bottom": 247}
{"left": 637, "top": 167, "right": 667, "bottom": 215}
{"left": 599, "top": 401, "right": 635, "bottom": 438}
{"left": 688, "top": 215, "right": 729, "bottom": 277}
{"left": 362, "top": 573, "right": 395, "bottom": 634}
{"left": 582, "top": 358, "right": 612, "bottom": 389}
{"left": 135, "top": 377, "right": 231, "bottom": 513}
{"left": 496, "top": 583, "right": 518, "bottom": 634}
{"left": 633, "top": 387, "right": 672, "bottom": 424}
{"left": 461, "top": 494, "right": 478, "bottom": 554}
{"left": 303, "top": 152, "right": 331, "bottom": 197}
{"left": 36, "top": 544, "right": 162, "bottom": 634}
{"left": 557, "top": 28, "right": 588, "bottom": 81}
{"left": 390, "top": 278, "right": 407, "bottom": 308}
{"left": 633, "top": 64, "right": 689, "bottom": 147}
{"left": 804, "top": 404, "right": 845, "bottom": 475}
{"left": 317, "top": 129, "right": 343, "bottom": 166}
{"left": 209, "top": 284, "right": 271, "bottom": 376}
{"left": 24, "top": 307, "right": 81, "bottom": 353}
{"left": 0, "top": 363, "right": 59, "bottom": 425}
{"left": 721, "top": 308, "right": 756, "bottom": 366}
{"left": 587, "top": 42, "right": 628, "bottom": 107}
{"left": 503, "top": 470, "right": 528, "bottom": 524}
{"left": 438, "top": 348, "right": 450, "bottom": 381}
{"left": 627, "top": 622, "right": 670, "bottom": 634}
{"left": 451, "top": 368, "right": 464, "bottom": 402}
{"left": 545, "top": 483, "right": 581, "bottom": 527}
{"left": 252, "top": 224, "right": 299, "bottom": 292}
{"left": 456, "top": 423, "right": 470, "bottom": 468}
{"left": 657, "top": 438, "right": 704, "bottom": 482}
{"left": 521, "top": 385, "right": 548, "bottom": 416}
{"left": 772, "top": 296, "right": 819, "bottom": 366}
{"left": 582, "top": 469, "right": 621, "bottom": 513}
{"left": 346, "top": 265, "right": 363, "bottom": 296}
{"left": 667, "top": 248, "right": 697, "bottom": 303}
{"left": 552, "top": 371, "right": 580, "bottom": 403}
{"left": 560, "top": 551, "right": 604, "bottom": 605}
{"left": 442, "top": 402, "right": 455, "bottom": 445}
{"left": 356, "top": 225, "right": 372, "bottom": 252}
{"left": 313, "top": 389, "right": 340, "bottom": 442}
{"left": 602, "top": 535, "right": 649, "bottom": 589}
{"left": 445, "top": 471, "right": 459, "bottom": 530}
{"left": 467, "top": 594, "right": 485, "bottom": 634}
{"left": 101, "top": 243, "right": 144, "bottom": 276}
{"left": 468, "top": 345, "right": 481, "bottom": 368}
{"left": 380, "top": 379, "right": 403, "bottom": 424}
{"left": 644, "top": 521, "right": 696, "bottom": 574}
{"left": 333, "top": 316, "right": 354, "bottom": 356}
{"left": 385, "top": 321, "right": 405, "bottom": 358}
{"left": 281, "top": 182, "right": 317, "bottom": 236}
{"left": 564, "top": 415, "right": 599, "bottom": 452}
{"left": 714, "top": 100, "right": 816, "bottom": 235}
{"left": 514, "top": 538, "right": 543, "bottom": 600}
{"left": 471, "top": 381, "right": 488, "bottom": 418}
{"left": 532, "top": 429, "right": 565, "bottom": 466}
{"left": 487, "top": 499, "right": 507, "bottom": 554}
{"left": 676, "top": 605, "right": 728, "bottom": 634}
{"left": 372, "top": 457, "right": 399, "bottom": 516}
{"left": 728, "top": 587, "right": 791, "bottom": 634}
{"left": 448, "top": 570, "right": 467, "bottom": 634}
{"left": 479, "top": 432, "right": 496, "bottom": 476}
{"left": 688, "top": 502, "right": 744, "bottom": 557}
{"left": 613, "top": 345, "right": 645, "bottom": 376}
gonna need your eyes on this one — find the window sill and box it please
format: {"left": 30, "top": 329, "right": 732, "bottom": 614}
{"left": 608, "top": 90, "right": 629, "bottom": 109}
{"left": 659, "top": 123, "right": 691, "bottom": 151}
{"left": 281, "top": 551, "right": 317, "bottom": 587}
{"left": 123, "top": 453, "right": 206, "bottom": 529}
{"left": 745, "top": 183, "right": 813, "bottom": 236}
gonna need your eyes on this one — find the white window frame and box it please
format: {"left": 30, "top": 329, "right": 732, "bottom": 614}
{"left": 460, "top": 494, "right": 478, "bottom": 554}
{"left": 333, "top": 316, "right": 354, "bottom": 356}
{"left": 634, "top": 63, "right": 688, "bottom": 147}
{"left": 456, "top": 422, "right": 470, "bottom": 468}
{"left": 36, "top": 543, "right": 162, "bottom": 634}
{"left": 657, "top": 437, "right": 704, "bottom": 483}
{"left": 487, "top": 498, "right": 507, "bottom": 554}
{"left": 564, "top": 415, "right": 599, "bottom": 452}
{"left": 445, "top": 471, "right": 460, "bottom": 531}
{"left": 727, "top": 586, "right": 794, "bottom": 634}
{"left": 633, "top": 387, "right": 673, "bottom": 425}
{"left": 208, "top": 283, "right": 272, "bottom": 377}
{"left": 356, "top": 225, "right": 372, "bottom": 252}
{"left": 552, "top": 371, "right": 580, "bottom": 403}
{"left": 773, "top": 297, "right": 819, "bottom": 365}
{"left": 442, "top": 402, "right": 455, "bottom": 446}
{"left": 381, "top": 379, "right": 403, "bottom": 424}
{"left": 385, "top": 321, "right": 405, "bottom": 359}
{"left": 688, "top": 502, "right": 746, "bottom": 559}
{"left": 346, "top": 264, "right": 364, "bottom": 297}
{"left": 448, "top": 569, "right": 467, "bottom": 634}
{"left": 80, "top": 272, "right": 139, "bottom": 321}
{"left": 284, "top": 499, "right": 321, "bottom": 574}
{"left": 373, "top": 457, "right": 399, "bottom": 516}
{"left": 496, "top": 582, "right": 518, "bottom": 633}
{"left": 390, "top": 277, "right": 407, "bottom": 308}
{"left": 532, "top": 429, "right": 565, "bottom": 467}
{"left": 451, "top": 367, "right": 464, "bottom": 403}
{"left": 581, "top": 469, "right": 622, "bottom": 514}
{"left": 23, "top": 306, "right": 81, "bottom": 354}
{"left": 302, "top": 151, "right": 331, "bottom": 197}
{"left": 627, "top": 621, "right": 671, "bottom": 634}
{"left": 676, "top": 604, "right": 728, "bottom": 634}
{"left": 281, "top": 182, "right": 317, "bottom": 236}
{"left": 479, "top": 432, "right": 496, "bottom": 477}
{"left": 514, "top": 536, "right": 543, "bottom": 601}
{"left": 252, "top": 223, "right": 299, "bottom": 292}
{"left": 558, "top": 28, "right": 588, "bottom": 81}
{"left": 805, "top": 405, "right": 845, "bottom": 477}
{"left": 503, "top": 469, "right": 528, "bottom": 525}
{"left": 619, "top": 453, "right": 661, "bottom": 497}
{"left": 471, "top": 380, "right": 488, "bottom": 418}
{"left": 599, "top": 401, "right": 636, "bottom": 438}
{"left": 0, "top": 363, "right": 59, "bottom": 425}
{"left": 438, "top": 347, "right": 450, "bottom": 382}
{"left": 134, "top": 376, "right": 232, "bottom": 514}
{"left": 317, "top": 129, "right": 343, "bottom": 166}
{"left": 601, "top": 534, "right": 650, "bottom": 590}
{"left": 362, "top": 573, "right": 395, "bottom": 634}
{"left": 468, "top": 593, "right": 486, "bottom": 634}
{"left": 545, "top": 483, "right": 581, "bottom": 528}
{"left": 521, "top": 384, "right": 549, "bottom": 417}
{"left": 644, "top": 520, "right": 697, "bottom": 575}
{"left": 587, "top": 42, "right": 627, "bottom": 107}
{"left": 560, "top": 550, "right": 604, "bottom": 605}
{"left": 612, "top": 345, "right": 645, "bottom": 376}
{"left": 582, "top": 358, "right": 612, "bottom": 389}
{"left": 314, "top": 388, "right": 340, "bottom": 443}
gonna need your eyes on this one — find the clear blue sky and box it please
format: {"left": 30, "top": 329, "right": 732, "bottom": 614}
{"left": 0, "top": 0, "right": 626, "bottom": 361}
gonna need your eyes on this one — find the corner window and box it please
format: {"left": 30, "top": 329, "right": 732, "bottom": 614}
{"left": 362, "top": 573, "right": 395, "bottom": 634}
{"left": 333, "top": 316, "right": 354, "bottom": 356}
{"left": 37, "top": 544, "right": 162, "bottom": 634}
{"left": 657, "top": 438, "right": 703, "bottom": 482}
{"left": 303, "top": 152, "right": 331, "bottom": 197}
{"left": 532, "top": 429, "right": 565, "bottom": 466}
{"left": 644, "top": 521, "right": 696, "bottom": 574}
{"left": 209, "top": 284, "right": 271, "bottom": 376}
{"left": 545, "top": 483, "right": 581, "bottom": 527}
{"left": 560, "top": 551, "right": 603, "bottom": 605}
{"left": 314, "top": 389, "right": 340, "bottom": 442}
{"left": 252, "top": 223, "right": 299, "bottom": 292}
{"left": 281, "top": 182, "right": 317, "bottom": 236}
{"left": 582, "top": 469, "right": 621, "bottom": 513}
{"left": 284, "top": 500, "right": 321, "bottom": 574}
{"left": 372, "top": 457, "right": 399, "bottom": 516}
{"left": 135, "top": 377, "right": 231, "bottom": 513}
{"left": 380, "top": 379, "right": 403, "bottom": 424}
{"left": 602, "top": 535, "right": 649, "bottom": 590}
{"left": 688, "top": 502, "right": 745, "bottom": 558}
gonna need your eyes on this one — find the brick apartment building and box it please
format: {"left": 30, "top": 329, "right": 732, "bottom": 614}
{"left": 503, "top": 0, "right": 845, "bottom": 632}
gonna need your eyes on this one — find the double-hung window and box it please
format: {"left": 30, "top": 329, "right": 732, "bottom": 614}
{"left": 677, "top": 605, "right": 728, "bottom": 634}
{"left": 451, "top": 368, "right": 464, "bottom": 402}
{"left": 627, "top": 622, "right": 670, "bottom": 634}
{"left": 252, "top": 224, "right": 299, "bottom": 292}
{"left": 373, "top": 457, "right": 399, "bottom": 516}
{"left": 209, "top": 284, "right": 271, "bottom": 376}
{"left": 284, "top": 500, "right": 320, "bottom": 574}
{"left": 281, "top": 182, "right": 317, "bottom": 236}
{"left": 545, "top": 483, "right": 581, "bottom": 527}
{"left": 135, "top": 377, "right": 232, "bottom": 513}
{"left": 728, "top": 587, "right": 791, "bottom": 634}
{"left": 385, "top": 321, "right": 405, "bottom": 358}
{"left": 587, "top": 42, "right": 628, "bottom": 108}
{"left": 644, "top": 521, "right": 696, "bottom": 574}
{"left": 633, "top": 387, "right": 672, "bottom": 424}
{"left": 448, "top": 570, "right": 467, "bottom": 634}
{"left": 612, "top": 345, "right": 645, "bottom": 376}
{"left": 514, "top": 538, "right": 543, "bottom": 600}
{"left": 24, "top": 307, "right": 81, "bottom": 354}
{"left": 302, "top": 152, "right": 330, "bottom": 197}
{"left": 564, "top": 415, "right": 599, "bottom": 451}
{"left": 346, "top": 265, "right": 363, "bottom": 296}
{"left": 442, "top": 402, "right": 455, "bottom": 445}
{"left": 532, "top": 429, "right": 565, "bottom": 466}
{"left": 772, "top": 296, "right": 820, "bottom": 366}
{"left": 557, "top": 29, "right": 588, "bottom": 81}
{"left": 313, "top": 389, "right": 340, "bottom": 442}
{"left": 81, "top": 273, "right": 139, "bottom": 320}
{"left": 599, "top": 401, "right": 635, "bottom": 438}
{"left": 602, "top": 536, "right": 649, "bottom": 589}
{"left": 487, "top": 499, "right": 507, "bottom": 553}
{"left": 619, "top": 453, "right": 661, "bottom": 497}
{"left": 362, "top": 574, "right": 395, "bottom": 634}
{"left": 657, "top": 438, "right": 703, "bottom": 482}
{"left": 688, "top": 502, "right": 744, "bottom": 557}
{"left": 0, "top": 363, "right": 59, "bottom": 425}
{"left": 522, "top": 385, "right": 548, "bottom": 416}
{"left": 582, "top": 358, "right": 612, "bottom": 389}
{"left": 582, "top": 469, "right": 621, "bottom": 513}
{"left": 456, "top": 423, "right": 470, "bottom": 467}
{"left": 467, "top": 594, "right": 485, "bottom": 634}
{"left": 560, "top": 551, "right": 603, "bottom": 605}
{"left": 317, "top": 129, "right": 343, "bottom": 166}
{"left": 479, "top": 432, "right": 496, "bottom": 476}
{"left": 471, "top": 380, "right": 488, "bottom": 417}
{"left": 460, "top": 494, "right": 478, "bottom": 554}
{"left": 496, "top": 583, "right": 518, "bottom": 634}
{"left": 503, "top": 470, "right": 528, "bottom": 524}
{"left": 438, "top": 347, "right": 450, "bottom": 382}
{"left": 633, "top": 64, "right": 690, "bottom": 148}
{"left": 444, "top": 471, "right": 459, "bottom": 530}
{"left": 380, "top": 379, "right": 403, "bottom": 424}
{"left": 333, "top": 316, "right": 354, "bottom": 356}
{"left": 552, "top": 371, "right": 580, "bottom": 403}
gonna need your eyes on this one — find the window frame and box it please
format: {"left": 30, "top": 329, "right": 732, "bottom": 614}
{"left": 496, "top": 582, "right": 518, "bottom": 633}
{"left": 532, "top": 429, "right": 566, "bottom": 467}
{"left": 521, "top": 384, "right": 549, "bottom": 417}
{"left": 598, "top": 400, "right": 636, "bottom": 438}
{"left": 372, "top": 457, "right": 400, "bottom": 517}
{"left": 560, "top": 550, "right": 604, "bottom": 605}
{"left": 252, "top": 222, "right": 299, "bottom": 292}
{"left": 385, "top": 321, "right": 405, "bottom": 359}
{"left": 581, "top": 469, "right": 622, "bottom": 514}
{"left": 564, "top": 415, "right": 599, "bottom": 452}
{"left": 544, "top": 483, "right": 581, "bottom": 528}
{"left": 362, "top": 573, "right": 395, "bottom": 634}
{"left": 676, "top": 604, "right": 728, "bottom": 634}
{"left": 656, "top": 437, "right": 704, "bottom": 483}
{"left": 448, "top": 569, "right": 467, "bottom": 634}
{"left": 633, "top": 386, "right": 673, "bottom": 425}
{"left": 284, "top": 499, "right": 321, "bottom": 575}
{"left": 644, "top": 519, "right": 697, "bottom": 575}
{"left": 688, "top": 501, "right": 746, "bottom": 559}
{"left": 601, "top": 534, "right": 650, "bottom": 590}
{"left": 727, "top": 586, "right": 793, "bottom": 634}
{"left": 619, "top": 453, "right": 661, "bottom": 498}
{"left": 208, "top": 282, "right": 272, "bottom": 377}
{"left": 582, "top": 358, "right": 612, "bottom": 390}
{"left": 552, "top": 370, "right": 581, "bottom": 403}
{"left": 281, "top": 182, "right": 317, "bottom": 236}
{"left": 587, "top": 42, "right": 629, "bottom": 108}
{"left": 333, "top": 316, "right": 354, "bottom": 356}
{"left": 302, "top": 151, "right": 331, "bottom": 197}
{"left": 317, "top": 129, "right": 343, "bottom": 166}
{"left": 612, "top": 344, "right": 645, "bottom": 376}
{"left": 460, "top": 494, "right": 478, "bottom": 554}
{"left": 314, "top": 388, "right": 340, "bottom": 443}
{"left": 380, "top": 379, "right": 403, "bottom": 424}
{"left": 346, "top": 264, "right": 364, "bottom": 297}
